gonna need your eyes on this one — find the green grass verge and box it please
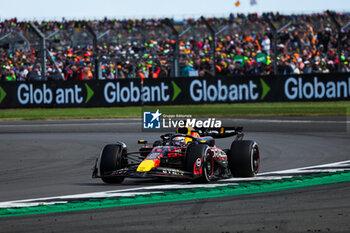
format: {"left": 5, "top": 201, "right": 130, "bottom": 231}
{"left": 1, "top": 170, "right": 350, "bottom": 218}
{"left": 0, "top": 101, "right": 349, "bottom": 120}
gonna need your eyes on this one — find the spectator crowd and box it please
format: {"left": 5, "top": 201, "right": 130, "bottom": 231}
{"left": 0, "top": 11, "right": 350, "bottom": 81}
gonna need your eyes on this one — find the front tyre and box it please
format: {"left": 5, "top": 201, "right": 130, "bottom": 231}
{"left": 186, "top": 144, "right": 214, "bottom": 183}
{"left": 99, "top": 144, "right": 126, "bottom": 184}
{"left": 228, "top": 140, "right": 260, "bottom": 177}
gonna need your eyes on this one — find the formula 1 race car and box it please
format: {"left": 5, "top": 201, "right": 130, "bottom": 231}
{"left": 92, "top": 126, "right": 260, "bottom": 183}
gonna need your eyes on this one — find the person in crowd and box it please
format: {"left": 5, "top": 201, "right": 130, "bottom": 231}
{"left": 302, "top": 61, "right": 312, "bottom": 74}
{"left": 261, "top": 34, "right": 271, "bottom": 56}
{"left": 5, "top": 69, "right": 16, "bottom": 81}
{"left": 181, "top": 60, "right": 194, "bottom": 77}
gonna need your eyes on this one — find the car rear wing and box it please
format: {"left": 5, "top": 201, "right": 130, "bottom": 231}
{"left": 194, "top": 127, "right": 244, "bottom": 139}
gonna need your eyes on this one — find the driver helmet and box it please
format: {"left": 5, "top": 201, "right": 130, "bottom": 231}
{"left": 177, "top": 126, "right": 200, "bottom": 138}
{"left": 172, "top": 136, "right": 186, "bottom": 147}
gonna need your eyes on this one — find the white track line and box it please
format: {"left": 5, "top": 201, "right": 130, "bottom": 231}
{"left": 0, "top": 160, "right": 350, "bottom": 209}
{"left": 260, "top": 160, "right": 350, "bottom": 175}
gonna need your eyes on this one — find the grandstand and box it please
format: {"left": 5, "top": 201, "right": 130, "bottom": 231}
{"left": 0, "top": 11, "right": 349, "bottom": 81}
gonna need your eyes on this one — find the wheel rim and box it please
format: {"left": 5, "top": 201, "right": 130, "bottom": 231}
{"left": 252, "top": 144, "right": 260, "bottom": 173}
{"left": 205, "top": 150, "right": 214, "bottom": 178}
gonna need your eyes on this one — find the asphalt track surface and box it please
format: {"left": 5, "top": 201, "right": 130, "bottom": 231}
{"left": 0, "top": 116, "right": 349, "bottom": 232}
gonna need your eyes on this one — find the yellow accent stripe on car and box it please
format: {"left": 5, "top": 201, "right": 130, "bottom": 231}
{"left": 136, "top": 160, "right": 155, "bottom": 172}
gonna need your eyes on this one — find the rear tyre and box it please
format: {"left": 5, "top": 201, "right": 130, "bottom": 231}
{"left": 186, "top": 144, "right": 214, "bottom": 183}
{"left": 228, "top": 140, "right": 260, "bottom": 177}
{"left": 99, "top": 144, "right": 126, "bottom": 184}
